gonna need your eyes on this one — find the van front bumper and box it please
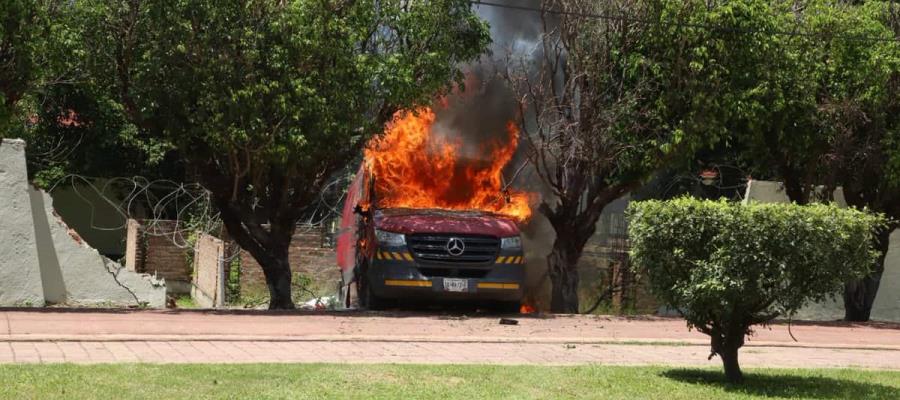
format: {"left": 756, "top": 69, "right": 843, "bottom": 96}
{"left": 367, "top": 248, "right": 525, "bottom": 302}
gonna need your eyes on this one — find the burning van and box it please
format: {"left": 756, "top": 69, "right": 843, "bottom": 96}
{"left": 336, "top": 107, "right": 532, "bottom": 311}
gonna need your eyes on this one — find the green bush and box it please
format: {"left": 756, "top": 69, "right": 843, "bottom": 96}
{"left": 627, "top": 198, "right": 884, "bottom": 383}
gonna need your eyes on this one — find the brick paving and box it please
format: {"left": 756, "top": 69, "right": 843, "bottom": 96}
{"left": 1, "top": 340, "right": 897, "bottom": 369}
{"left": 1, "top": 309, "right": 899, "bottom": 368}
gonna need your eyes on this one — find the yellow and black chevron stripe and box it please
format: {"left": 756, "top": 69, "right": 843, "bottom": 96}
{"left": 495, "top": 256, "right": 526, "bottom": 264}
{"left": 374, "top": 251, "right": 414, "bottom": 261}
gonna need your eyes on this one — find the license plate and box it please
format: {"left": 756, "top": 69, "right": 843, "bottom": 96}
{"left": 443, "top": 278, "right": 468, "bottom": 292}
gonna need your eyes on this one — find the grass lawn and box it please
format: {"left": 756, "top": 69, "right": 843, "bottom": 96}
{"left": 0, "top": 364, "right": 898, "bottom": 399}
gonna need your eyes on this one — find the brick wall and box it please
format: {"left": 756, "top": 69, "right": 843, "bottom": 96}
{"left": 124, "top": 219, "right": 193, "bottom": 293}
{"left": 192, "top": 234, "right": 225, "bottom": 308}
{"left": 238, "top": 227, "right": 339, "bottom": 295}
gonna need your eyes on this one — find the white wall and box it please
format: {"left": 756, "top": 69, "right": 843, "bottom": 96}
{"left": 0, "top": 140, "right": 45, "bottom": 306}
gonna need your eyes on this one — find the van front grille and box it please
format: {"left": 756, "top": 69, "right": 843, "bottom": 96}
{"left": 407, "top": 234, "right": 500, "bottom": 265}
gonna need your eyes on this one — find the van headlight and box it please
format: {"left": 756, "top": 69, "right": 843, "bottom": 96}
{"left": 375, "top": 229, "right": 406, "bottom": 247}
{"left": 500, "top": 236, "right": 522, "bottom": 250}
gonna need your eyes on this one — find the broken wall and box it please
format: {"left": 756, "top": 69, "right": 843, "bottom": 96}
{"left": 0, "top": 140, "right": 46, "bottom": 306}
{"left": 0, "top": 139, "right": 166, "bottom": 307}
{"left": 192, "top": 234, "right": 225, "bottom": 308}
{"left": 125, "top": 219, "right": 193, "bottom": 294}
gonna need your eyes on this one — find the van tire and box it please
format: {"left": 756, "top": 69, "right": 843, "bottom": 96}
{"left": 358, "top": 271, "right": 387, "bottom": 311}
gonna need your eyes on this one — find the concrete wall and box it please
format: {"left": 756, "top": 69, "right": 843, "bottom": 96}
{"left": 0, "top": 139, "right": 166, "bottom": 307}
{"left": 192, "top": 234, "right": 224, "bottom": 308}
{"left": 0, "top": 140, "right": 46, "bottom": 306}
{"left": 744, "top": 180, "right": 900, "bottom": 322}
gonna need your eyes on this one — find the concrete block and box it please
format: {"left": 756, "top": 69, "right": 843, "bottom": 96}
{"left": 0, "top": 139, "right": 45, "bottom": 306}
{"left": 192, "top": 234, "right": 224, "bottom": 308}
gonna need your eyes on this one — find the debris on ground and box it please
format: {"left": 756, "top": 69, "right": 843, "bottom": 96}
{"left": 499, "top": 318, "right": 519, "bottom": 325}
{"left": 300, "top": 295, "right": 338, "bottom": 310}
{"left": 438, "top": 315, "right": 469, "bottom": 321}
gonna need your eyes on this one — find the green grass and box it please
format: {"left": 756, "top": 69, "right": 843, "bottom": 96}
{"left": 1, "top": 364, "right": 898, "bottom": 399}
{"left": 174, "top": 296, "right": 198, "bottom": 309}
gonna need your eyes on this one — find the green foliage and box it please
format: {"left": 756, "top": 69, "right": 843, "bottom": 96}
{"left": 64, "top": 0, "right": 489, "bottom": 308}
{"left": 225, "top": 254, "right": 241, "bottom": 303}
{"left": 806, "top": 0, "right": 900, "bottom": 192}
{"left": 2, "top": 2, "right": 177, "bottom": 186}
{"left": 74, "top": 0, "right": 489, "bottom": 177}
{"left": 0, "top": 0, "right": 54, "bottom": 129}
{"left": 173, "top": 296, "right": 198, "bottom": 309}
{"left": 666, "top": 0, "right": 900, "bottom": 201}
{"left": 628, "top": 198, "right": 884, "bottom": 329}
{"left": 19, "top": 84, "right": 181, "bottom": 188}
{"left": 634, "top": 1, "right": 899, "bottom": 321}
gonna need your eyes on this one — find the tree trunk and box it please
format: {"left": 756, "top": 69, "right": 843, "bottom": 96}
{"left": 710, "top": 329, "right": 745, "bottom": 384}
{"left": 238, "top": 230, "right": 296, "bottom": 310}
{"left": 719, "top": 340, "right": 743, "bottom": 384}
{"left": 255, "top": 227, "right": 296, "bottom": 310}
{"left": 548, "top": 241, "right": 580, "bottom": 314}
{"left": 844, "top": 226, "right": 892, "bottom": 321}
{"left": 210, "top": 193, "right": 297, "bottom": 310}
{"left": 265, "top": 252, "right": 295, "bottom": 310}
{"left": 762, "top": 126, "right": 809, "bottom": 206}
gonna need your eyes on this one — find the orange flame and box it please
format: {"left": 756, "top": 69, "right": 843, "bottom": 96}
{"left": 364, "top": 107, "right": 532, "bottom": 222}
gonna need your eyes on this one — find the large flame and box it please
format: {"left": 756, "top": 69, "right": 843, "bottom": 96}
{"left": 364, "top": 107, "right": 532, "bottom": 222}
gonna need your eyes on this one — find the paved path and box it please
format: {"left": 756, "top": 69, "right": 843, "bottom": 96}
{"left": 1, "top": 309, "right": 899, "bottom": 368}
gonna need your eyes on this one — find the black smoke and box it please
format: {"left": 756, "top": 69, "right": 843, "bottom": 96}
{"left": 433, "top": 0, "right": 542, "bottom": 158}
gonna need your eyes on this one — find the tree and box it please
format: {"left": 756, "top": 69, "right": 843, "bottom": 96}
{"left": 76, "top": 0, "right": 490, "bottom": 309}
{"left": 716, "top": 0, "right": 900, "bottom": 321}
{"left": 628, "top": 198, "right": 883, "bottom": 383}
{"left": 686, "top": 0, "right": 823, "bottom": 205}
{"left": 0, "top": 0, "right": 60, "bottom": 129}
{"left": 504, "top": 0, "right": 725, "bottom": 313}
{"left": 19, "top": 83, "right": 184, "bottom": 187}
{"left": 806, "top": 0, "right": 900, "bottom": 321}
{"left": 1, "top": 1, "right": 171, "bottom": 186}
{"left": 631, "top": 0, "right": 899, "bottom": 321}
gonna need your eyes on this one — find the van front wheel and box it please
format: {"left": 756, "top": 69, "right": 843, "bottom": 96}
{"left": 357, "top": 272, "right": 387, "bottom": 311}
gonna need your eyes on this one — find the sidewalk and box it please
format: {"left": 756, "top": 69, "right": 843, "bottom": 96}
{"left": 2, "top": 309, "right": 899, "bottom": 368}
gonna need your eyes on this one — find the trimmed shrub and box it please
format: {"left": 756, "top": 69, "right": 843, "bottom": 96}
{"left": 627, "top": 198, "right": 884, "bottom": 383}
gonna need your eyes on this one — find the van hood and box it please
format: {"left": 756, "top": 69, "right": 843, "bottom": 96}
{"left": 374, "top": 208, "right": 520, "bottom": 237}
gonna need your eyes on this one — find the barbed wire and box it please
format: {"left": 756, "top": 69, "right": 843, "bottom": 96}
{"left": 44, "top": 173, "right": 351, "bottom": 262}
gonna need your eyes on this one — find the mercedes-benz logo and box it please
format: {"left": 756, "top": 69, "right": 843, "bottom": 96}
{"left": 446, "top": 237, "right": 465, "bottom": 256}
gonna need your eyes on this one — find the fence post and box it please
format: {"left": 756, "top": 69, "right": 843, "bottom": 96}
{"left": 216, "top": 252, "right": 225, "bottom": 307}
